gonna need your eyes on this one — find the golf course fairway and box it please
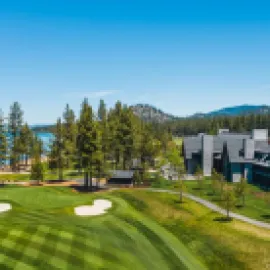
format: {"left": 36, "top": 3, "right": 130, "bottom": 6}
{"left": 0, "top": 186, "right": 269, "bottom": 269}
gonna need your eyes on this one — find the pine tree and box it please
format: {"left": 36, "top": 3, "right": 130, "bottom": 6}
{"left": 98, "top": 100, "right": 110, "bottom": 174}
{"left": 77, "top": 99, "right": 101, "bottom": 191}
{"left": 62, "top": 104, "right": 77, "bottom": 169}
{"left": 30, "top": 137, "right": 44, "bottom": 182}
{"left": 108, "top": 101, "right": 124, "bottom": 168}
{"left": 133, "top": 170, "right": 141, "bottom": 187}
{"left": 49, "top": 118, "right": 65, "bottom": 180}
{"left": 18, "top": 123, "right": 33, "bottom": 167}
{"left": 98, "top": 99, "right": 107, "bottom": 122}
{"left": 0, "top": 110, "right": 7, "bottom": 170}
{"left": 8, "top": 102, "right": 24, "bottom": 171}
{"left": 121, "top": 107, "right": 136, "bottom": 169}
{"left": 139, "top": 123, "right": 161, "bottom": 169}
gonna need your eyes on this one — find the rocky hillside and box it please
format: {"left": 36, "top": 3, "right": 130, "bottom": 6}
{"left": 130, "top": 104, "right": 177, "bottom": 123}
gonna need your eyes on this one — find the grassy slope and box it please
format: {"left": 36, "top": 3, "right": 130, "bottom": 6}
{"left": 179, "top": 180, "right": 270, "bottom": 223}
{"left": 0, "top": 186, "right": 269, "bottom": 269}
{"left": 117, "top": 190, "right": 270, "bottom": 270}
{"left": 0, "top": 186, "right": 205, "bottom": 270}
{"left": 0, "top": 170, "right": 83, "bottom": 182}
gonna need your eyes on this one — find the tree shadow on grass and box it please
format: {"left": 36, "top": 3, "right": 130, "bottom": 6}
{"left": 235, "top": 204, "right": 244, "bottom": 209}
{"left": 210, "top": 196, "right": 224, "bottom": 202}
{"left": 261, "top": 214, "right": 270, "bottom": 220}
{"left": 173, "top": 199, "right": 187, "bottom": 204}
{"left": 192, "top": 187, "right": 202, "bottom": 191}
{"left": 70, "top": 185, "right": 109, "bottom": 193}
{"left": 206, "top": 191, "right": 215, "bottom": 197}
{"left": 45, "top": 179, "right": 67, "bottom": 184}
{"left": 213, "top": 216, "right": 233, "bottom": 223}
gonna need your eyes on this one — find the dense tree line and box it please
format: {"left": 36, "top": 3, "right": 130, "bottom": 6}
{"left": 163, "top": 113, "right": 270, "bottom": 136}
{"left": 0, "top": 103, "right": 43, "bottom": 173}
{"left": 48, "top": 99, "right": 172, "bottom": 190}
{"left": 0, "top": 100, "right": 172, "bottom": 186}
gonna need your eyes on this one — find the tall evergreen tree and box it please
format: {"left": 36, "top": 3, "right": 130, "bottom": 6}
{"left": 98, "top": 99, "right": 107, "bottom": 122}
{"left": 30, "top": 137, "right": 44, "bottom": 182}
{"left": 8, "top": 102, "right": 24, "bottom": 171}
{"left": 108, "top": 101, "right": 123, "bottom": 168}
{"left": 18, "top": 123, "right": 33, "bottom": 167}
{"left": 121, "top": 107, "right": 136, "bottom": 169}
{"left": 97, "top": 100, "right": 111, "bottom": 186}
{"left": 49, "top": 118, "right": 65, "bottom": 180}
{"left": 77, "top": 99, "right": 101, "bottom": 191}
{"left": 140, "top": 123, "right": 161, "bottom": 166}
{"left": 0, "top": 110, "right": 7, "bottom": 170}
{"left": 62, "top": 104, "right": 77, "bottom": 169}
{"left": 98, "top": 100, "right": 110, "bottom": 167}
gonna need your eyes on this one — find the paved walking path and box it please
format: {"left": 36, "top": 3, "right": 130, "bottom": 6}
{"left": 146, "top": 188, "right": 270, "bottom": 230}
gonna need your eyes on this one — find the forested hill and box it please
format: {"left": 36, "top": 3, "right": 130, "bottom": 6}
{"left": 191, "top": 105, "right": 270, "bottom": 118}
{"left": 130, "top": 104, "right": 178, "bottom": 123}
{"left": 130, "top": 104, "right": 270, "bottom": 136}
{"left": 131, "top": 104, "right": 270, "bottom": 123}
{"left": 29, "top": 104, "right": 270, "bottom": 134}
{"left": 30, "top": 124, "right": 55, "bottom": 133}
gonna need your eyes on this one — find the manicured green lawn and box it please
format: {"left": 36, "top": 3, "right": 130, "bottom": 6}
{"left": 0, "top": 170, "right": 83, "bottom": 182}
{"left": 119, "top": 189, "right": 270, "bottom": 270}
{"left": 44, "top": 170, "right": 84, "bottom": 181}
{"left": 176, "top": 180, "right": 270, "bottom": 223}
{"left": 0, "top": 186, "right": 205, "bottom": 269}
{"left": 0, "top": 174, "right": 30, "bottom": 182}
{"left": 0, "top": 186, "right": 269, "bottom": 269}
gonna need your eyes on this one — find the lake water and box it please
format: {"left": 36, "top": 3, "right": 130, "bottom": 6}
{"left": 2, "top": 132, "right": 54, "bottom": 165}
{"left": 35, "top": 132, "right": 54, "bottom": 152}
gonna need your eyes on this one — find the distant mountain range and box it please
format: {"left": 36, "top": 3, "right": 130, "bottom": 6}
{"left": 30, "top": 124, "right": 54, "bottom": 133}
{"left": 131, "top": 104, "right": 270, "bottom": 123}
{"left": 191, "top": 105, "right": 270, "bottom": 118}
{"left": 30, "top": 104, "right": 270, "bottom": 129}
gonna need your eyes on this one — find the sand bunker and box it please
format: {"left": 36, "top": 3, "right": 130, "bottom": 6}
{"left": 74, "top": 199, "right": 112, "bottom": 216}
{"left": 0, "top": 203, "right": 12, "bottom": 213}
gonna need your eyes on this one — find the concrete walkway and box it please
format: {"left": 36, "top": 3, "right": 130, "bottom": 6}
{"left": 147, "top": 188, "right": 270, "bottom": 230}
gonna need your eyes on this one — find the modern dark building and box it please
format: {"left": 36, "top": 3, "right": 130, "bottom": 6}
{"left": 183, "top": 129, "right": 270, "bottom": 186}
{"left": 107, "top": 170, "right": 134, "bottom": 187}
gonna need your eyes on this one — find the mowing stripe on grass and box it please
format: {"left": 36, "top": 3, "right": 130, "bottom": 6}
{"left": 48, "top": 232, "right": 73, "bottom": 269}
{"left": 0, "top": 229, "right": 45, "bottom": 269}
{"left": 106, "top": 218, "right": 171, "bottom": 269}
{"left": 0, "top": 229, "right": 25, "bottom": 269}
{"left": 112, "top": 195, "right": 207, "bottom": 270}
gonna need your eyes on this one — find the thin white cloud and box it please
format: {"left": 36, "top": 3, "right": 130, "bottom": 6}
{"left": 66, "top": 90, "right": 118, "bottom": 99}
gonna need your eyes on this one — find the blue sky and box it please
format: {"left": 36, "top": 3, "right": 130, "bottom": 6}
{"left": 0, "top": 0, "right": 270, "bottom": 124}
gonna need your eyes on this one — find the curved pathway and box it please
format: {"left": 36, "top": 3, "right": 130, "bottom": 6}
{"left": 146, "top": 188, "right": 270, "bottom": 230}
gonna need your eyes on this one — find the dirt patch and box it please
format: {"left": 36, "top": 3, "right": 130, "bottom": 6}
{"left": 42, "top": 181, "right": 79, "bottom": 187}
